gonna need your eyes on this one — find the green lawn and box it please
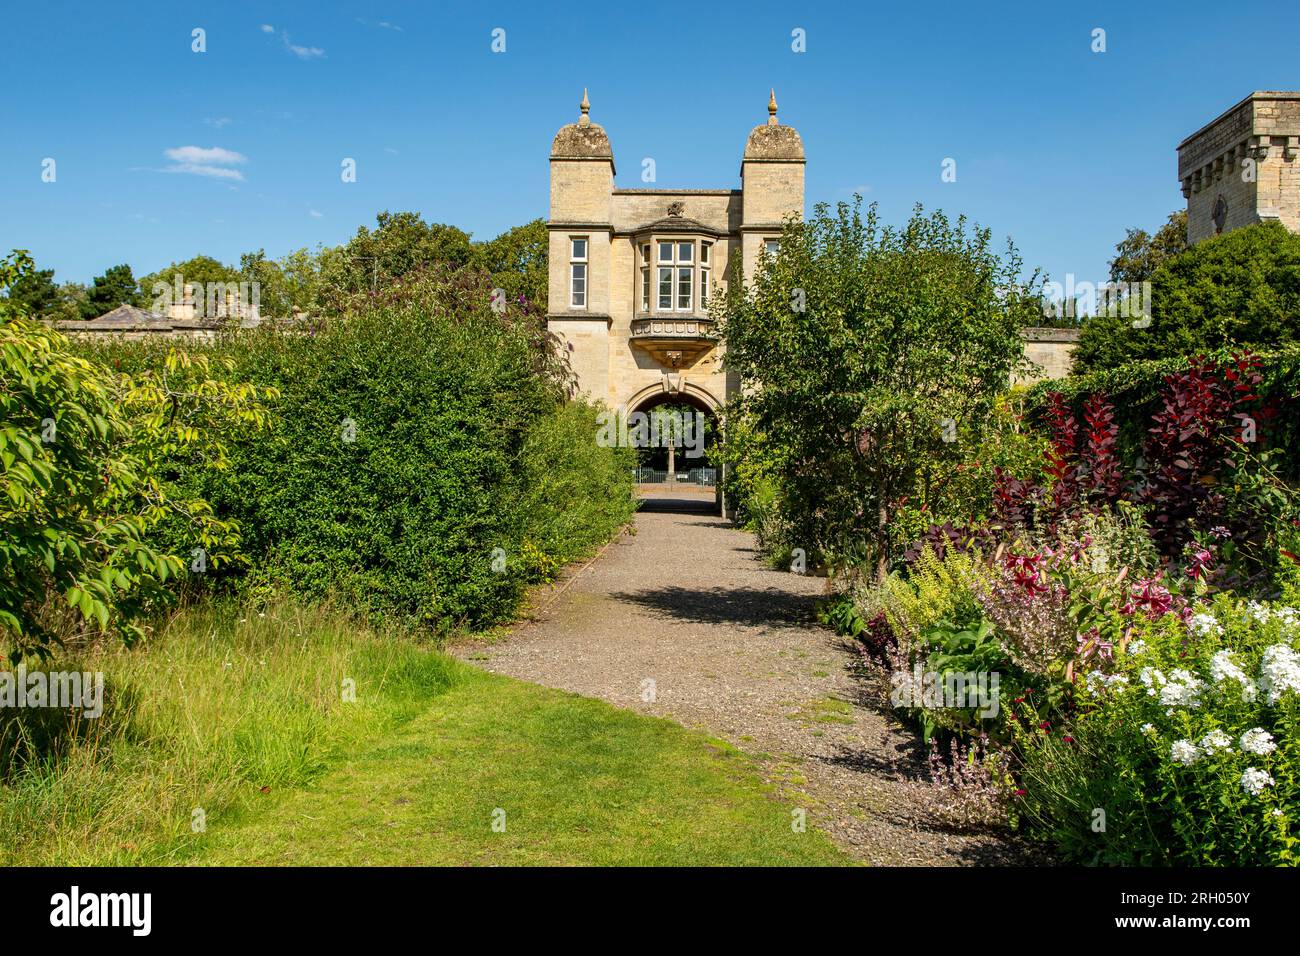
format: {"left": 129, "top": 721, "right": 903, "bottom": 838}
{"left": 1, "top": 603, "right": 847, "bottom": 867}
{"left": 189, "top": 670, "right": 845, "bottom": 866}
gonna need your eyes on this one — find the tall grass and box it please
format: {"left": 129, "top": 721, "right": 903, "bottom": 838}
{"left": 0, "top": 601, "right": 464, "bottom": 865}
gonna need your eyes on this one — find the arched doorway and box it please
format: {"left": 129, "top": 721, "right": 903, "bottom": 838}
{"left": 622, "top": 385, "right": 723, "bottom": 515}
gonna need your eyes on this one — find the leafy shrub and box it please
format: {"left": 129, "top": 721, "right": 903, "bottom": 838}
{"left": 1, "top": 253, "right": 273, "bottom": 657}
{"left": 1015, "top": 596, "right": 1300, "bottom": 865}
{"left": 73, "top": 265, "right": 633, "bottom": 633}
{"left": 719, "top": 199, "right": 1039, "bottom": 577}
{"left": 1074, "top": 221, "right": 1300, "bottom": 374}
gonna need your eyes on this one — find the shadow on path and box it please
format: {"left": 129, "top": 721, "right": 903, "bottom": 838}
{"left": 609, "top": 584, "right": 818, "bottom": 628}
{"left": 636, "top": 495, "right": 719, "bottom": 515}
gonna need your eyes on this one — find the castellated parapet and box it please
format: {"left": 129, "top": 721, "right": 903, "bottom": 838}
{"left": 1179, "top": 91, "right": 1300, "bottom": 244}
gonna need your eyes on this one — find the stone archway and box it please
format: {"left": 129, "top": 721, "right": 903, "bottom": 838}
{"left": 622, "top": 383, "right": 724, "bottom": 515}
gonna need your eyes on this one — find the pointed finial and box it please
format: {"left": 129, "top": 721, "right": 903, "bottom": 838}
{"left": 579, "top": 88, "right": 591, "bottom": 126}
{"left": 767, "top": 88, "right": 778, "bottom": 125}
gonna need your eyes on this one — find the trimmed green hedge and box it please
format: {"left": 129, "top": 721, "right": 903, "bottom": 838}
{"left": 74, "top": 271, "right": 636, "bottom": 633}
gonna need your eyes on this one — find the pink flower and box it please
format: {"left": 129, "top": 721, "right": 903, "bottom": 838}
{"left": 1128, "top": 576, "right": 1173, "bottom": 620}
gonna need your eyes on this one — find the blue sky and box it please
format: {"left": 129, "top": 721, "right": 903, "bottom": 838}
{"left": 2, "top": 0, "right": 1296, "bottom": 289}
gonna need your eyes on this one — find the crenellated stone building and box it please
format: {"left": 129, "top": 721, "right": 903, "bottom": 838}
{"left": 546, "top": 90, "right": 803, "bottom": 420}
{"left": 1179, "top": 91, "right": 1300, "bottom": 244}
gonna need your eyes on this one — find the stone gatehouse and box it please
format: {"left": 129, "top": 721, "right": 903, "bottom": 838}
{"left": 546, "top": 90, "right": 802, "bottom": 421}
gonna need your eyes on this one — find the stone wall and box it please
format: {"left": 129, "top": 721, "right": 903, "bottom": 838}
{"left": 1016, "top": 327, "right": 1080, "bottom": 385}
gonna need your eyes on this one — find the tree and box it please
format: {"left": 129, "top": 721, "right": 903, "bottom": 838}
{"left": 3, "top": 261, "right": 60, "bottom": 318}
{"left": 479, "top": 219, "right": 548, "bottom": 313}
{"left": 720, "top": 199, "right": 1036, "bottom": 577}
{"left": 319, "top": 211, "right": 476, "bottom": 312}
{"left": 137, "top": 255, "right": 240, "bottom": 316}
{"left": 239, "top": 247, "right": 324, "bottom": 318}
{"left": 50, "top": 282, "right": 88, "bottom": 323}
{"left": 80, "top": 263, "right": 141, "bottom": 319}
{"left": 1075, "top": 220, "right": 1300, "bottom": 373}
{"left": 1109, "top": 210, "right": 1188, "bottom": 284}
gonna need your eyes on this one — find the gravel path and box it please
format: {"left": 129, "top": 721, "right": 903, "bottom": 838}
{"left": 454, "top": 494, "right": 1045, "bottom": 865}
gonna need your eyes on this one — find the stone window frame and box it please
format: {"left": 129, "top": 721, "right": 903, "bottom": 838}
{"left": 700, "top": 241, "right": 712, "bottom": 308}
{"left": 569, "top": 236, "right": 588, "bottom": 309}
{"left": 651, "top": 237, "right": 709, "bottom": 315}
{"left": 639, "top": 243, "right": 651, "bottom": 312}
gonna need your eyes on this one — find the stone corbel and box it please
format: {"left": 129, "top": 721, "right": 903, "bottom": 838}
{"left": 662, "top": 372, "right": 683, "bottom": 395}
{"left": 1287, "top": 137, "right": 1300, "bottom": 162}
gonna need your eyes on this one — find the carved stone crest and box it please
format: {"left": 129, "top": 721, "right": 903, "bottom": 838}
{"left": 667, "top": 201, "right": 685, "bottom": 217}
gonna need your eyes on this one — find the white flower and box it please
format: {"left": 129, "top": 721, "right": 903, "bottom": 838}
{"left": 1170, "top": 739, "right": 1201, "bottom": 765}
{"left": 1141, "top": 723, "right": 1156, "bottom": 735}
{"left": 1127, "top": 639, "right": 1148, "bottom": 656}
{"left": 1259, "top": 644, "right": 1300, "bottom": 705}
{"left": 1275, "top": 606, "right": 1300, "bottom": 631}
{"left": 1210, "top": 649, "right": 1258, "bottom": 702}
{"left": 1239, "top": 728, "right": 1277, "bottom": 756}
{"left": 1189, "top": 612, "right": 1223, "bottom": 639}
{"left": 1139, "top": 667, "right": 1165, "bottom": 697}
{"left": 1241, "top": 767, "right": 1275, "bottom": 796}
{"left": 1199, "top": 729, "right": 1232, "bottom": 753}
{"left": 1085, "top": 671, "right": 1129, "bottom": 693}
{"left": 1159, "top": 669, "right": 1204, "bottom": 708}
{"left": 1272, "top": 808, "right": 1285, "bottom": 818}
{"left": 1246, "top": 603, "right": 1300, "bottom": 632}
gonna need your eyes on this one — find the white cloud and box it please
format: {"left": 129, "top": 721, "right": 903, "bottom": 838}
{"left": 261, "top": 24, "right": 325, "bottom": 58}
{"left": 157, "top": 145, "right": 247, "bottom": 181}
{"left": 164, "top": 145, "right": 246, "bottom": 165}
{"left": 162, "top": 164, "right": 244, "bottom": 181}
{"left": 309, "top": 209, "right": 323, "bottom": 218}
{"left": 285, "top": 40, "right": 325, "bottom": 59}
{"left": 204, "top": 117, "right": 233, "bottom": 129}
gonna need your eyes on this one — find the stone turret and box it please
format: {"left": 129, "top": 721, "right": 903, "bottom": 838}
{"left": 739, "top": 90, "right": 805, "bottom": 280}
{"left": 1179, "top": 91, "right": 1300, "bottom": 243}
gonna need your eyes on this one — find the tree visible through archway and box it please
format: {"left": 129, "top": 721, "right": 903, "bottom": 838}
{"left": 629, "top": 394, "right": 718, "bottom": 483}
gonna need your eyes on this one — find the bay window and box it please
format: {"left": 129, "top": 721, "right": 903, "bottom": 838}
{"left": 649, "top": 238, "right": 708, "bottom": 313}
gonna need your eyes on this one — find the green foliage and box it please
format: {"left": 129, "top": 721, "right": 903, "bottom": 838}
{"left": 1109, "top": 209, "right": 1188, "bottom": 285}
{"left": 1, "top": 253, "right": 273, "bottom": 658}
{"left": 1016, "top": 597, "right": 1300, "bottom": 865}
{"left": 3, "top": 264, "right": 60, "bottom": 319}
{"left": 477, "top": 218, "right": 549, "bottom": 313}
{"left": 1026, "top": 342, "right": 1300, "bottom": 494}
{"left": 515, "top": 399, "right": 637, "bottom": 575}
{"left": 238, "top": 247, "right": 323, "bottom": 318}
{"left": 87, "top": 266, "right": 630, "bottom": 632}
{"left": 0, "top": 601, "right": 466, "bottom": 863}
{"left": 721, "top": 198, "right": 1038, "bottom": 575}
{"left": 80, "top": 263, "right": 142, "bottom": 319}
{"left": 1075, "top": 221, "right": 1300, "bottom": 373}
{"left": 318, "top": 211, "right": 476, "bottom": 313}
